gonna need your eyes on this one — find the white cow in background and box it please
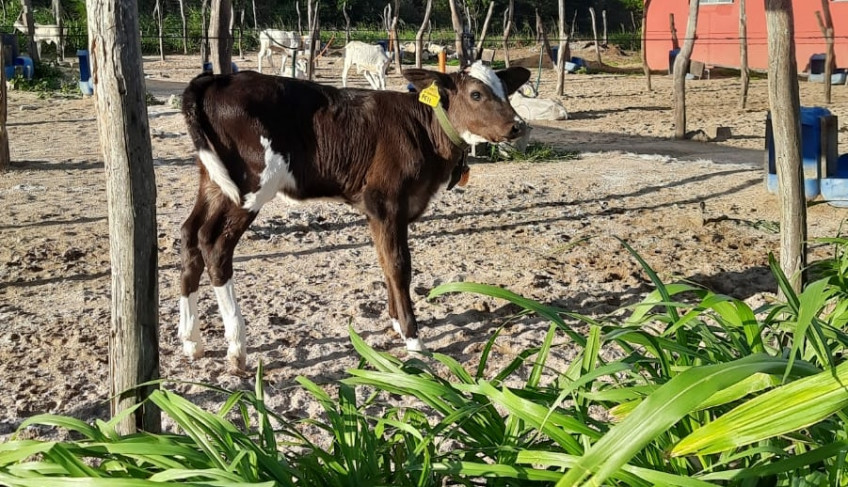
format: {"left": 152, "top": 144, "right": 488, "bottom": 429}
{"left": 342, "top": 41, "right": 390, "bottom": 90}
{"left": 13, "top": 13, "right": 62, "bottom": 59}
{"left": 257, "top": 29, "right": 300, "bottom": 74}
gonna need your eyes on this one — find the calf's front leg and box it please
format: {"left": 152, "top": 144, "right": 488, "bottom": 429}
{"left": 365, "top": 192, "right": 425, "bottom": 352}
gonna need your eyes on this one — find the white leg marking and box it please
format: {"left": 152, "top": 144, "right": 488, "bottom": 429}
{"left": 242, "top": 136, "right": 297, "bottom": 212}
{"left": 179, "top": 293, "right": 204, "bottom": 359}
{"left": 468, "top": 60, "right": 506, "bottom": 100}
{"left": 213, "top": 280, "right": 247, "bottom": 370}
{"left": 198, "top": 149, "right": 241, "bottom": 205}
{"left": 460, "top": 130, "right": 491, "bottom": 146}
{"left": 406, "top": 338, "right": 426, "bottom": 353}
{"left": 392, "top": 319, "right": 427, "bottom": 353}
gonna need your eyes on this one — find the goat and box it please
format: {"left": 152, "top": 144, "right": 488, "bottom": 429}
{"left": 257, "top": 29, "right": 300, "bottom": 75}
{"left": 178, "top": 61, "right": 531, "bottom": 371}
{"left": 342, "top": 41, "right": 390, "bottom": 90}
{"left": 13, "top": 13, "right": 61, "bottom": 60}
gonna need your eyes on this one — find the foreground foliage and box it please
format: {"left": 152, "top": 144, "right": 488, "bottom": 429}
{"left": 3, "top": 238, "right": 848, "bottom": 486}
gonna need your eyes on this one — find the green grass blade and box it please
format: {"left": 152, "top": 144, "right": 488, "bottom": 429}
{"left": 672, "top": 359, "right": 848, "bottom": 457}
{"left": 557, "top": 355, "right": 793, "bottom": 486}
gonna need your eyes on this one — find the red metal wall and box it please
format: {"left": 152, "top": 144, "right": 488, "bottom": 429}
{"left": 645, "top": 0, "right": 848, "bottom": 73}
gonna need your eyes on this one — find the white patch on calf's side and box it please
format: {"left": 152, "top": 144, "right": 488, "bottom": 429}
{"left": 242, "top": 136, "right": 297, "bottom": 212}
{"left": 213, "top": 280, "right": 247, "bottom": 370}
{"left": 460, "top": 130, "right": 490, "bottom": 146}
{"left": 179, "top": 293, "right": 204, "bottom": 358}
{"left": 198, "top": 149, "right": 241, "bottom": 205}
{"left": 468, "top": 60, "right": 505, "bottom": 100}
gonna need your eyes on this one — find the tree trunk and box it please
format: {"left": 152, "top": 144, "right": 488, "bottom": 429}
{"left": 154, "top": 0, "right": 164, "bottom": 61}
{"left": 739, "top": 0, "right": 749, "bottom": 108}
{"left": 602, "top": 10, "right": 607, "bottom": 46}
{"left": 536, "top": 9, "right": 554, "bottom": 65}
{"left": 201, "top": 0, "right": 209, "bottom": 64}
{"left": 570, "top": 10, "right": 577, "bottom": 39}
{"left": 588, "top": 7, "right": 601, "bottom": 65}
{"left": 673, "top": 0, "right": 699, "bottom": 140}
{"left": 179, "top": 0, "right": 187, "bottom": 54}
{"left": 415, "top": 0, "right": 433, "bottom": 68}
{"left": 296, "top": 1, "right": 302, "bottom": 37}
{"left": 642, "top": 0, "right": 651, "bottom": 91}
{"left": 87, "top": 0, "right": 160, "bottom": 436}
{"left": 502, "top": 0, "right": 513, "bottom": 68}
{"left": 209, "top": 0, "right": 233, "bottom": 74}
{"left": 448, "top": 0, "right": 467, "bottom": 67}
{"left": 474, "top": 0, "right": 494, "bottom": 61}
{"left": 20, "top": 0, "right": 38, "bottom": 64}
{"left": 669, "top": 12, "right": 679, "bottom": 50}
{"left": 765, "top": 0, "right": 805, "bottom": 293}
{"left": 0, "top": 37, "right": 9, "bottom": 172}
{"left": 342, "top": 0, "right": 351, "bottom": 45}
{"left": 306, "top": 0, "right": 318, "bottom": 81}
{"left": 555, "top": 0, "right": 568, "bottom": 96}
{"left": 391, "top": 0, "right": 401, "bottom": 75}
{"left": 815, "top": 2, "right": 834, "bottom": 105}
{"left": 251, "top": 0, "right": 257, "bottom": 33}
{"left": 52, "top": 0, "right": 63, "bottom": 60}
{"left": 238, "top": 7, "right": 244, "bottom": 59}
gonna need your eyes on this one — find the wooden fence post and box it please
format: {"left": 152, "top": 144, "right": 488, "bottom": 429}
{"left": 87, "top": 0, "right": 160, "bottom": 435}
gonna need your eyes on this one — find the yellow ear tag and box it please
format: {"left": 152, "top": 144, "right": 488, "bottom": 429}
{"left": 418, "top": 82, "right": 441, "bottom": 107}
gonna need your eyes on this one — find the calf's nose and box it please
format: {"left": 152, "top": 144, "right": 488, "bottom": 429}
{"left": 508, "top": 119, "right": 527, "bottom": 139}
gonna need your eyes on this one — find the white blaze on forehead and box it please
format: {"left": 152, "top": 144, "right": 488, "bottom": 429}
{"left": 242, "top": 136, "right": 297, "bottom": 213}
{"left": 468, "top": 60, "right": 505, "bottom": 100}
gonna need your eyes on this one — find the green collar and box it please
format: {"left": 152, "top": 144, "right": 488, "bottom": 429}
{"left": 432, "top": 103, "right": 469, "bottom": 150}
{"left": 417, "top": 82, "right": 469, "bottom": 150}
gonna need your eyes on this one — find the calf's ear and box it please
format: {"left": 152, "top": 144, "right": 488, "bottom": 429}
{"left": 497, "top": 67, "right": 532, "bottom": 96}
{"left": 404, "top": 69, "right": 455, "bottom": 93}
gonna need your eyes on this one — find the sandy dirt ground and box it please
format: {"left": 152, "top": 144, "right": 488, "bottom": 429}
{"left": 2, "top": 46, "right": 848, "bottom": 438}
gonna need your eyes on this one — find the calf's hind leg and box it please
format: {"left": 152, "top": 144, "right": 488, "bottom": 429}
{"left": 179, "top": 194, "right": 210, "bottom": 359}
{"left": 198, "top": 202, "right": 258, "bottom": 371}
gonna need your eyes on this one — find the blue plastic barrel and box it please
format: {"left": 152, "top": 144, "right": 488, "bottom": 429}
{"left": 765, "top": 106, "right": 832, "bottom": 199}
{"left": 77, "top": 50, "right": 93, "bottom": 95}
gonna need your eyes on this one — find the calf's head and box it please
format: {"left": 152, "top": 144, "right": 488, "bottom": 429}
{"left": 404, "top": 61, "right": 531, "bottom": 145}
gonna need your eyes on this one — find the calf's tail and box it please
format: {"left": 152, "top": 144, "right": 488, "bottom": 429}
{"left": 182, "top": 73, "right": 242, "bottom": 206}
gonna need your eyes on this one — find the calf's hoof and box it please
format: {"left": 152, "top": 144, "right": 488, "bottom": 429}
{"left": 227, "top": 353, "right": 247, "bottom": 374}
{"left": 182, "top": 341, "right": 205, "bottom": 360}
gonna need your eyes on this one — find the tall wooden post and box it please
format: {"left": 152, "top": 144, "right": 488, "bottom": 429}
{"left": 673, "top": 0, "right": 699, "bottom": 140}
{"left": 178, "top": 0, "right": 187, "bottom": 54}
{"left": 20, "top": 0, "right": 39, "bottom": 64}
{"left": 0, "top": 37, "right": 9, "bottom": 173}
{"left": 815, "top": 1, "right": 834, "bottom": 105}
{"left": 415, "top": 0, "right": 433, "bottom": 68}
{"left": 669, "top": 12, "right": 679, "bottom": 50}
{"left": 209, "top": 0, "right": 233, "bottom": 74}
{"left": 87, "top": 0, "right": 160, "bottom": 435}
{"left": 502, "top": 0, "right": 513, "bottom": 68}
{"left": 555, "top": 0, "right": 569, "bottom": 96}
{"left": 642, "top": 0, "right": 651, "bottom": 91}
{"left": 589, "top": 7, "right": 601, "bottom": 65}
{"left": 154, "top": 0, "right": 164, "bottom": 61}
{"left": 474, "top": 0, "right": 495, "bottom": 61}
{"left": 739, "top": 0, "right": 749, "bottom": 108}
{"left": 52, "top": 0, "right": 63, "bottom": 60}
{"left": 448, "top": 0, "right": 468, "bottom": 67}
{"left": 765, "top": 0, "right": 805, "bottom": 293}
{"left": 390, "top": 0, "right": 401, "bottom": 75}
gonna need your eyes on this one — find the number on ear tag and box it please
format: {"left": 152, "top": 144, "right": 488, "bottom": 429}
{"left": 418, "top": 82, "right": 441, "bottom": 107}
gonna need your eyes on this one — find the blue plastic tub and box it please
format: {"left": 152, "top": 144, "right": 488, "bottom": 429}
{"left": 821, "top": 154, "right": 848, "bottom": 207}
{"left": 765, "top": 106, "right": 833, "bottom": 200}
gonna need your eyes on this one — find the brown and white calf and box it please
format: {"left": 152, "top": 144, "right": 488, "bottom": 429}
{"left": 179, "top": 61, "right": 531, "bottom": 370}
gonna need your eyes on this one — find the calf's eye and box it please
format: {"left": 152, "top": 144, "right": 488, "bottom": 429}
{"left": 471, "top": 91, "right": 482, "bottom": 101}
